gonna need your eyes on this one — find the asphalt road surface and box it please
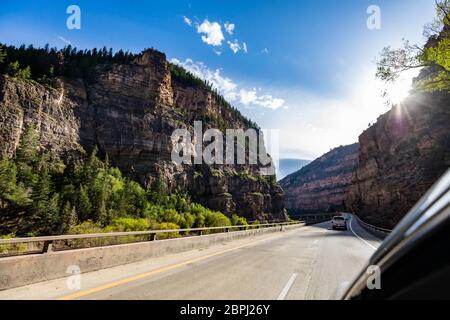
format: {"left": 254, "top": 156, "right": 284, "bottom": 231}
{"left": 0, "top": 214, "right": 382, "bottom": 300}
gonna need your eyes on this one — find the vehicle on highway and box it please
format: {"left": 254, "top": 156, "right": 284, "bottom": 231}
{"left": 331, "top": 216, "right": 347, "bottom": 230}
{"left": 343, "top": 169, "right": 450, "bottom": 300}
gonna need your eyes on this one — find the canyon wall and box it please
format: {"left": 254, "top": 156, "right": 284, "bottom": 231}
{"left": 346, "top": 92, "right": 450, "bottom": 229}
{"left": 279, "top": 144, "right": 359, "bottom": 214}
{"left": 0, "top": 49, "right": 286, "bottom": 222}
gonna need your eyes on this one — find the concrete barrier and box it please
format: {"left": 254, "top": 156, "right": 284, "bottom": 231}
{"left": 0, "top": 223, "right": 304, "bottom": 291}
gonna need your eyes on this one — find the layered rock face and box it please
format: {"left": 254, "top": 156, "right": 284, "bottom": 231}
{"left": 346, "top": 92, "right": 450, "bottom": 229}
{"left": 0, "top": 49, "right": 286, "bottom": 221}
{"left": 279, "top": 144, "right": 359, "bottom": 214}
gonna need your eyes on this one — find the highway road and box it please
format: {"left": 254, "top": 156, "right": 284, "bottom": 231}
{"left": 0, "top": 214, "right": 382, "bottom": 300}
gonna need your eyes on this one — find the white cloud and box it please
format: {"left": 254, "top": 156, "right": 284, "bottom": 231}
{"left": 170, "top": 58, "right": 286, "bottom": 110}
{"left": 238, "top": 88, "right": 258, "bottom": 105}
{"left": 196, "top": 19, "right": 224, "bottom": 46}
{"left": 261, "top": 48, "right": 269, "bottom": 54}
{"left": 185, "top": 18, "right": 247, "bottom": 54}
{"left": 260, "top": 96, "right": 286, "bottom": 110}
{"left": 183, "top": 16, "right": 192, "bottom": 26}
{"left": 238, "top": 89, "right": 286, "bottom": 110}
{"left": 224, "top": 22, "right": 235, "bottom": 35}
{"left": 228, "top": 40, "right": 241, "bottom": 54}
{"left": 227, "top": 40, "right": 248, "bottom": 54}
{"left": 171, "top": 58, "right": 238, "bottom": 100}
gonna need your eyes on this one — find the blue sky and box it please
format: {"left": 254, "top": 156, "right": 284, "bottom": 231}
{"left": 0, "top": 0, "right": 437, "bottom": 159}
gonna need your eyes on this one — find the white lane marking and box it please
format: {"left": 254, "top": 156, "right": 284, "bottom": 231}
{"left": 277, "top": 273, "right": 298, "bottom": 300}
{"left": 348, "top": 216, "right": 377, "bottom": 251}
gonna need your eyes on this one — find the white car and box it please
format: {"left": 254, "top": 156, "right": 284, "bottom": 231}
{"left": 332, "top": 216, "right": 347, "bottom": 230}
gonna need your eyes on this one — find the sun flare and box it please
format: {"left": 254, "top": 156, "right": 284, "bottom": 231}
{"left": 386, "top": 69, "right": 421, "bottom": 105}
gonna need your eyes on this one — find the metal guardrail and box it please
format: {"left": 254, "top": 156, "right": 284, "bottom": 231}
{"left": 354, "top": 214, "right": 392, "bottom": 235}
{"left": 290, "top": 214, "right": 334, "bottom": 225}
{"left": 305, "top": 215, "right": 334, "bottom": 225}
{"left": 0, "top": 221, "right": 301, "bottom": 255}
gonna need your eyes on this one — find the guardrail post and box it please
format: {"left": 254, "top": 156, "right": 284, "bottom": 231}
{"left": 199, "top": 230, "right": 203, "bottom": 236}
{"left": 43, "top": 240, "right": 53, "bottom": 253}
{"left": 150, "top": 233, "right": 156, "bottom": 241}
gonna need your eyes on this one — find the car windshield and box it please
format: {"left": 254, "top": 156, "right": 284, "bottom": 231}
{"left": 333, "top": 217, "right": 344, "bottom": 221}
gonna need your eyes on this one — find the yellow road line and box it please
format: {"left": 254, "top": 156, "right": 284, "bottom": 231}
{"left": 57, "top": 231, "right": 290, "bottom": 300}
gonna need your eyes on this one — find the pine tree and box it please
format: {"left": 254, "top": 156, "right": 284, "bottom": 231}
{"left": 19, "top": 66, "right": 31, "bottom": 79}
{"left": 148, "top": 175, "right": 167, "bottom": 206}
{"left": 7, "top": 61, "right": 20, "bottom": 77}
{"left": 16, "top": 125, "right": 39, "bottom": 188}
{"left": 0, "top": 47, "right": 6, "bottom": 64}
{"left": 7, "top": 61, "right": 31, "bottom": 79}
{"left": 92, "top": 173, "right": 110, "bottom": 224}
{"left": 77, "top": 185, "right": 91, "bottom": 221}
{"left": 61, "top": 201, "right": 77, "bottom": 232}
{"left": 16, "top": 124, "right": 39, "bottom": 165}
{"left": 0, "top": 158, "right": 18, "bottom": 201}
{"left": 0, "top": 159, "right": 30, "bottom": 208}
{"left": 29, "top": 168, "right": 59, "bottom": 234}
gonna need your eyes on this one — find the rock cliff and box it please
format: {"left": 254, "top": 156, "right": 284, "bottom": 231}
{"left": 0, "top": 49, "right": 286, "bottom": 221}
{"left": 279, "top": 144, "right": 359, "bottom": 214}
{"left": 346, "top": 92, "right": 450, "bottom": 228}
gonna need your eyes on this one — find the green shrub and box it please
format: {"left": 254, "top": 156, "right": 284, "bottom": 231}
{"left": 7, "top": 61, "right": 31, "bottom": 79}
{"left": 0, "top": 234, "right": 27, "bottom": 255}
{"left": 179, "top": 212, "right": 195, "bottom": 229}
{"left": 68, "top": 220, "right": 103, "bottom": 234}
{"left": 231, "top": 214, "right": 248, "bottom": 226}
{"left": 159, "top": 208, "right": 181, "bottom": 225}
{"left": 205, "top": 211, "right": 231, "bottom": 228}
{"left": 194, "top": 212, "right": 206, "bottom": 228}
{"left": 105, "top": 218, "right": 150, "bottom": 232}
{"left": 155, "top": 222, "right": 181, "bottom": 239}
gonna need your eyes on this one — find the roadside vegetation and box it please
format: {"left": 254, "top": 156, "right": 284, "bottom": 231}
{"left": 0, "top": 125, "right": 248, "bottom": 237}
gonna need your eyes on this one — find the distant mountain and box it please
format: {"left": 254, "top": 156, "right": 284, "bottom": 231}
{"left": 277, "top": 159, "right": 311, "bottom": 181}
